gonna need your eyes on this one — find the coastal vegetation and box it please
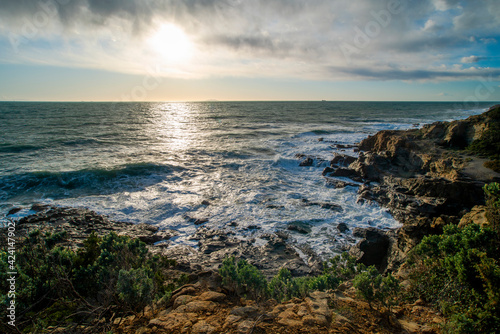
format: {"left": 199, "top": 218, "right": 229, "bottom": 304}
{"left": 0, "top": 231, "right": 184, "bottom": 333}
{"left": 1, "top": 107, "right": 500, "bottom": 333}
{"left": 468, "top": 106, "right": 500, "bottom": 172}
{"left": 219, "top": 253, "right": 399, "bottom": 308}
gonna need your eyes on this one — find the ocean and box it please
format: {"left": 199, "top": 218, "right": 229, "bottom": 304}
{"left": 0, "top": 101, "right": 495, "bottom": 258}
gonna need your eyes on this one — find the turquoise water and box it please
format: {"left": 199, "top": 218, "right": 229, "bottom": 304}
{"left": 0, "top": 101, "right": 494, "bottom": 257}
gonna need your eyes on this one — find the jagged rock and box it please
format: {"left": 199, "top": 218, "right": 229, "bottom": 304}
{"left": 7, "top": 206, "right": 177, "bottom": 250}
{"left": 324, "top": 177, "right": 359, "bottom": 188}
{"left": 458, "top": 205, "right": 490, "bottom": 228}
{"left": 330, "top": 167, "right": 360, "bottom": 178}
{"left": 7, "top": 207, "right": 22, "bottom": 216}
{"left": 299, "top": 157, "right": 314, "bottom": 167}
{"left": 287, "top": 222, "right": 311, "bottom": 234}
{"left": 337, "top": 223, "right": 349, "bottom": 233}
{"left": 301, "top": 199, "right": 343, "bottom": 212}
{"left": 351, "top": 228, "right": 390, "bottom": 269}
{"left": 330, "top": 153, "right": 357, "bottom": 167}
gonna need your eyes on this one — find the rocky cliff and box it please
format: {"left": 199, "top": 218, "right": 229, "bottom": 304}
{"left": 326, "top": 105, "right": 500, "bottom": 272}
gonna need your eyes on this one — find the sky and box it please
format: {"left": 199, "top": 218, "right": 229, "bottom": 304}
{"left": 0, "top": 0, "right": 500, "bottom": 102}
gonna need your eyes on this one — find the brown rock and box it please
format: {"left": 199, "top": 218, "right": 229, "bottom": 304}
{"left": 198, "top": 291, "right": 226, "bottom": 303}
{"left": 149, "top": 312, "right": 198, "bottom": 329}
{"left": 459, "top": 205, "right": 490, "bottom": 228}
{"left": 173, "top": 295, "right": 196, "bottom": 310}
{"left": 230, "top": 306, "right": 259, "bottom": 318}
{"left": 176, "top": 300, "right": 217, "bottom": 313}
{"left": 191, "top": 320, "right": 217, "bottom": 334}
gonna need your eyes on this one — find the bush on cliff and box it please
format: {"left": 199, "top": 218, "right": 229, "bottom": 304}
{"left": 468, "top": 106, "right": 500, "bottom": 172}
{"left": 407, "top": 223, "right": 500, "bottom": 333}
{"left": 484, "top": 182, "right": 500, "bottom": 233}
{"left": 219, "top": 253, "right": 395, "bottom": 304}
{"left": 353, "top": 266, "right": 399, "bottom": 309}
{"left": 0, "top": 230, "right": 179, "bottom": 332}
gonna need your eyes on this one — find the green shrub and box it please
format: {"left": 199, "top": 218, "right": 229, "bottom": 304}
{"left": 219, "top": 257, "right": 267, "bottom": 300}
{"left": 484, "top": 182, "right": 500, "bottom": 233}
{"left": 220, "top": 254, "right": 357, "bottom": 303}
{"left": 324, "top": 252, "right": 366, "bottom": 280}
{"left": 353, "top": 266, "right": 399, "bottom": 308}
{"left": 407, "top": 224, "right": 500, "bottom": 333}
{"left": 0, "top": 230, "right": 178, "bottom": 332}
{"left": 116, "top": 268, "right": 154, "bottom": 312}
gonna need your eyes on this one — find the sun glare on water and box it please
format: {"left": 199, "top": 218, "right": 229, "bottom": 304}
{"left": 148, "top": 24, "right": 193, "bottom": 64}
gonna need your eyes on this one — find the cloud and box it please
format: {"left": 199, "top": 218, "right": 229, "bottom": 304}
{"left": 0, "top": 0, "right": 498, "bottom": 82}
{"left": 461, "top": 55, "right": 483, "bottom": 63}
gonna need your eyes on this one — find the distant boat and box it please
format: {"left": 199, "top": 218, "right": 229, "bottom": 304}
{"left": 321, "top": 100, "right": 327, "bottom": 102}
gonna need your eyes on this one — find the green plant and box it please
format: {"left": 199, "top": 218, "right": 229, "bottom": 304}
{"left": 324, "top": 252, "right": 366, "bottom": 280}
{"left": 219, "top": 257, "right": 267, "bottom": 300}
{"left": 352, "top": 266, "right": 399, "bottom": 309}
{"left": 116, "top": 268, "right": 154, "bottom": 313}
{"left": 407, "top": 224, "right": 500, "bottom": 333}
{"left": 0, "top": 230, "right": 179, "bottom": 332}
{"left": 484, "top": 182, "right": 500, "bottom": 233}
{"left": 220, "top": 254, "right": 355, "bottom": 303}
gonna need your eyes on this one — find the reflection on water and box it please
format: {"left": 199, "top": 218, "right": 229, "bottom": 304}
{"left": 153, "top": 103, "right": 199, "bottom": 153}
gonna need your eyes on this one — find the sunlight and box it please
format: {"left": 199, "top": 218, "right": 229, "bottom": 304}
{"left": 148, "top": 24, "right": 193, "bottom": 63}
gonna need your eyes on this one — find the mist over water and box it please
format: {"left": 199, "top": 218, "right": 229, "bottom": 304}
{"left": 0, "top": 101, "right": 493, "bottom": 258}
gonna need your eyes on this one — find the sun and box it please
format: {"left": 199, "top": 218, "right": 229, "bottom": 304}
{"left": 148, "top": 24, "right": 193, "bottom": 63}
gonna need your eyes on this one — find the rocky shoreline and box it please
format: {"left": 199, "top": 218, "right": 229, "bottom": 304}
{"left": 7, "top": 105, "right": 500, "bottom": 276}
{"left": 3, "top": 105, "right": 499, "bottom": 333}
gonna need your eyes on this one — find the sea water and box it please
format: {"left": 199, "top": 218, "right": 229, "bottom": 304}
{"left": 0, "top": 101, "right": 494, "bottom": 258}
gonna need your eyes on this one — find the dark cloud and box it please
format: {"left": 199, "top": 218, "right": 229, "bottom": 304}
{"left": 335, "top": 66, "right": 500, "bottom": 81}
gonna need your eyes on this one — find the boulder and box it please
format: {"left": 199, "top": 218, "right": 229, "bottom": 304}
{"left": 350, "top": 228, "right": 390, "bottom": 269}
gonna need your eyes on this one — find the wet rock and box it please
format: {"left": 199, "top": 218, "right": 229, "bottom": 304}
{"left": 7, "top": 207, "right": 22, "bottom": 216}
{"left": 337, "top": 223, "right": 349, "bottom": 233}
{"left": 31, "top": 203, "right": 50, "bottom": 212}
{"left": 296, "top": 154, "right": 327, "bottom": 167}
{"left": 299, "top": 157, "right": 314, "bottom": 167}
{"left": 322, "top": 167, "right": 335, "bottom": 176}
{"left": 351, "top": 227, "right": 390, "bottom": 269}
{"left": 330, "top": 167, "right": 360, "bottom": 179}
{"left": 335, "top": 144, "right": 358, "bottom": 150}
{"left": 301, "top": 199, "right": 343, "bottom": 212}
{"left": 201, "top": 200, "right": 211, "bottom": 206}
{"left": 330, "top": 153, "right": 357, "bottom": 168}
{"left": 195, "top": 218, "right": 209, "bottom": 225}
{"left": 324, "top": 177, "right": 358, "bottom": 189}
{"left": 287, "top": 222, "right": 311, "bottom": 234}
